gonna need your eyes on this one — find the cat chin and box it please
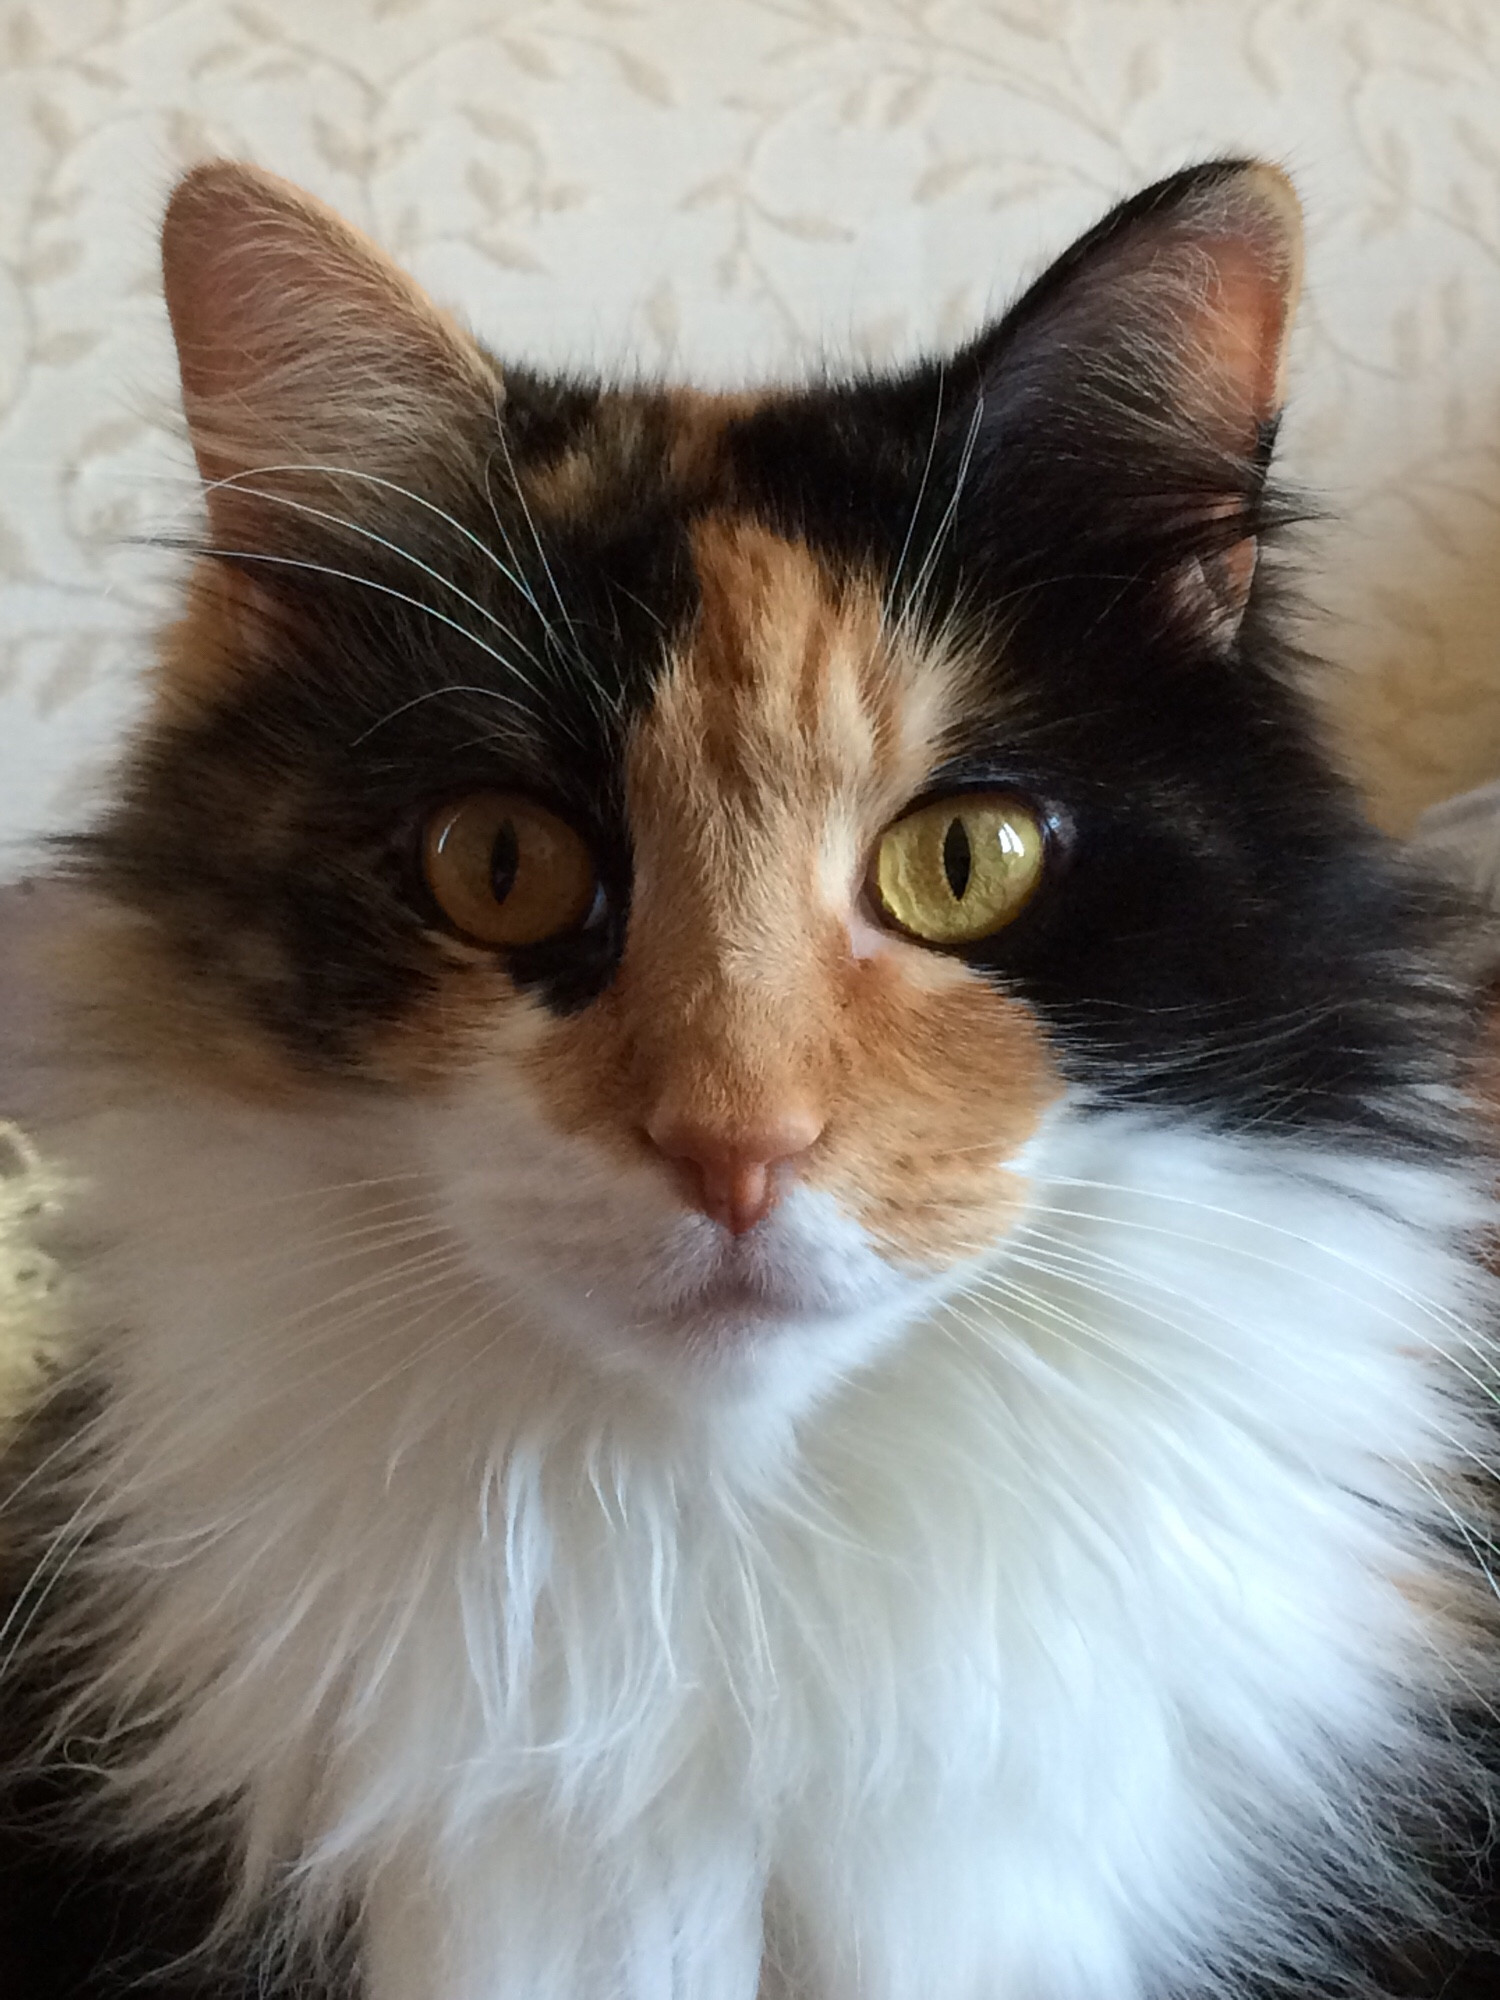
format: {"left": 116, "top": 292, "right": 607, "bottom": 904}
{"left": 437, "top": 1169, "right": 944, "bottom": 1416}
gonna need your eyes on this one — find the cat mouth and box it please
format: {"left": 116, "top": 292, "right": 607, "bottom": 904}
{"left": 644, "top": 1232, "right": 860, "bottom": 1338}
{"left": 654, "top": 1270, "right": 814, "bottom": 1334}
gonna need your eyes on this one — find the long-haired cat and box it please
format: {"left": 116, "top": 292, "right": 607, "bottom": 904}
{"left": 1, "top": 156, "right": 1497, "bottom": 2000}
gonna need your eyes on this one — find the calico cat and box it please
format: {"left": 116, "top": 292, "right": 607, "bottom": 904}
{"left": 1, "top": 155, "right": 1497, "bottom": 2000}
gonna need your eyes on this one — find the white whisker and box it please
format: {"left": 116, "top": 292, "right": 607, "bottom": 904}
{"left": 491, "top": 407, "right": 590, "bottom": 673}
{"left": 181, "top": 546, "right": 543, "bottom": 741}
{"left": 204, "top": 479, "right": 553, "bottom": 688}
{"left": 201, "top": 461, "right": 555, "bottom": 614}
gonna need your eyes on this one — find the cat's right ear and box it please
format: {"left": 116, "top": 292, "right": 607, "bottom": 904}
{"left": 161, "top": 162, "right": 499, "bottom": 541}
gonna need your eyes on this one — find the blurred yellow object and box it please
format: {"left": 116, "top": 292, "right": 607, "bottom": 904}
{"left": 0, "top": 1121, "right": 70, "bottom": 1435}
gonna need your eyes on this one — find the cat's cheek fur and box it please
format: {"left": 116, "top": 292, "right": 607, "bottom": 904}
{"left": 796, "top": 965, "right": 1061, "bottom": 1269}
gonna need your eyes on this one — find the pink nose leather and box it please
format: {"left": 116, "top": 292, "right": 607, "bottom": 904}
{"left": 646, "top": 1107, "right": 824, "bottom": 1235}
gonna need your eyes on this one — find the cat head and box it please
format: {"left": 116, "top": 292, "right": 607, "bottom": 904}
{"left": 72, "top": 159, "right": 1438, "bottom": 1411}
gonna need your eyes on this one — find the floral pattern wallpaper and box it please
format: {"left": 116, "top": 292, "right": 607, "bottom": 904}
{"left": 1, "top": 0, "right": 1498, "bottom": 861}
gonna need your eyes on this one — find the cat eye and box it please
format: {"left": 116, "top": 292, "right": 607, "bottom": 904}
{"left": 422, "top": 793, "right": 599, "bottom": 948}
{"left": 870, "top": 793, "right": 1044, "bottom": 946}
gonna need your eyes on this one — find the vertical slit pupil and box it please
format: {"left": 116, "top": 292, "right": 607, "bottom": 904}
{"left": 491, "top": 819, "right": 520, "bottom": 902}
{"left": 942, "top": 816, "right": 971, "bottom": 900}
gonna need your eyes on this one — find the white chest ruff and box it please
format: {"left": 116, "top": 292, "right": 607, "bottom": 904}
{"left": 63, "top": 1105, "right": 1494, "bottom": 2000}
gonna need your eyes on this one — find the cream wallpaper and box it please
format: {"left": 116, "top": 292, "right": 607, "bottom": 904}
{"left": 1, "top": 0, "right": 1498, "bottom": 868}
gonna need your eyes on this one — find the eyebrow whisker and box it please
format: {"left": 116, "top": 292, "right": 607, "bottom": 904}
{"left": 200, "top": 461, "right": 549, "bottom": 613}
{"left": 172, "top": 543, "right": 578, "bottom": 749}
{"left": 202, "top": 479, "right": 553, "bottom": 691}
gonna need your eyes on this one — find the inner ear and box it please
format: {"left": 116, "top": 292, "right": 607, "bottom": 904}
{"left": 161, "top": 161, "right": 500, "bottom": 538}
{"left": 1174, "top": 535, "right": 1263, "bottom": 649}
{"left": 1160, "top": 168, "right": 1303, "bottom": 455}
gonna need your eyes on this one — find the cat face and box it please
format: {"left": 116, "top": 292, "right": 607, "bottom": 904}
{"left": 73, "top": 159, "right": 1438, "bottom": 1402}
{"left": 397, "top": 512, "right": 1062, "bottom": 1397}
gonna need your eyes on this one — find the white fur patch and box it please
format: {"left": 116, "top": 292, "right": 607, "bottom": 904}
{"left": 24, "top": 1074, "right": 1499, "bottom": 2000}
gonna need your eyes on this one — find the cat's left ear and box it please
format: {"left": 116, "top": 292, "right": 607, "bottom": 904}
{"left": 959, "top": 160, "right": 1303, "bottom": 645}
{"left": 160, "top": 161, "right": 499, "bottom": 545}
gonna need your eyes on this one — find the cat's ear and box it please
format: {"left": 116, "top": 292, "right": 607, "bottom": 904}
{"left": 161, "top": 162, "right": 499, "bottom": 539}
{"left": 962, "top": 160, "right": 1303, "bottom": 644}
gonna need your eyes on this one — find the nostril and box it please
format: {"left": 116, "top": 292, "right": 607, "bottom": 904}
{"left": 695, "top": 1156, "right": 775, "bottom": 1237}
{"left": 645, "top": 1104, "right": 825, "bottom": 1234}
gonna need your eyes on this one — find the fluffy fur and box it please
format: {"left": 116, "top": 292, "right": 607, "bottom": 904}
{"left": 8, "top": 1082, "right": 1497, "bottom": 2000}
{"left": 2, "top": 158, "right": 1498, "bottom": 2000}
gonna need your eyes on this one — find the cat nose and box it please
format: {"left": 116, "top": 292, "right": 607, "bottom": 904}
{"left": 645, "top": 1105, "right": 824, "bottom": 1236}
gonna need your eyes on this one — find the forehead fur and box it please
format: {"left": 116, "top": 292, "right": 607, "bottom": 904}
{"left": 641, "top": 515, "right": 953, "bottom": 822}
{"left": 519, "top": 389, "right": 764, "bottom": 521}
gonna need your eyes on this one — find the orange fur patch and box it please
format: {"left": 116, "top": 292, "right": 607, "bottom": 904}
{"left": 663, "top": 388, "right": 766, "bottom": 490}
{"left": 150, "top": 565, "right": 291, "bottom": 716}
{"left": 524, "top": 515, "right": 1062, "bottom": 1267}
{"left": 521, "top": 388, "right": 766, "bottom": 521}
{"left": 50, "top": 910, "right": 318, "bottom": 1108}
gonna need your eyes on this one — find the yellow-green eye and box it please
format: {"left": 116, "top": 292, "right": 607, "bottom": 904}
{"left": 870, "top": 793, "right": 1044, "bottom": 945}
{"left": 423, "top": 794, "right": 598, "bottom": 947}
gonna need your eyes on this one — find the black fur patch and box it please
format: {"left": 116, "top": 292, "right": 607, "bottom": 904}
{"left": 86, "top": 419, "right": 700, "bottom": 1056}
{"left": 0, "top": 1381, "right": 356, "bottom": 1998}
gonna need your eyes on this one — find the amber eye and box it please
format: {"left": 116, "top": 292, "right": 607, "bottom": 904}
{"left": 422, "top": 794, "right": 598, "bottom": 947}
{"left": 870, "top": 793, "right": 1044, "bottom": 945}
